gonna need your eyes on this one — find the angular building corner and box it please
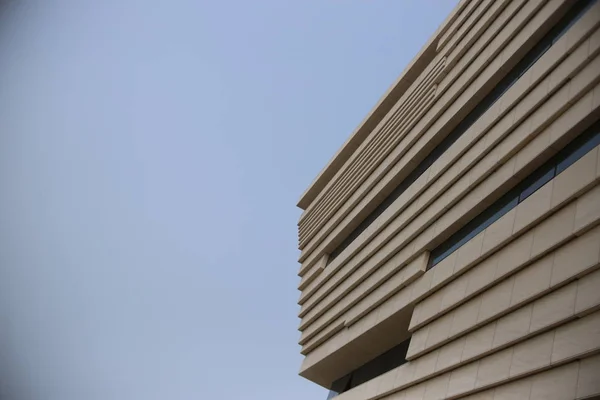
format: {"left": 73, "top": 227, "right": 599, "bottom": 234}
{"left": 294, "top": 0, "right": 600, "bottom": 399}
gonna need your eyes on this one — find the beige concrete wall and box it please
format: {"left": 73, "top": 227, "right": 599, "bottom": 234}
{"left": 297, "top": 0, "right": 550, "bottom": 269}
{"left": 294, "top": 0, "right": 600, "bottom": 398}
{"left": 296, "top": 0, "right": 474, "bottom": 212}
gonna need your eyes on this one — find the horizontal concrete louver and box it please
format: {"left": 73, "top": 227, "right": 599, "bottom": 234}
{"left": 297, "top": 6, "right": 600, "bottom": 310}
{"left": 295, "top": 0, "right": 541, "bottom": 275}
{"left": 294, "top": 0, "right": 600, "bottom": 395}
{"left": 296, "top": 57, "right": 448, "bottom": 248}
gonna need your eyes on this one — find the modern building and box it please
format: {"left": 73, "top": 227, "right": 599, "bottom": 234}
{"left": 294, "top": 1, "right": 600, "bottom": 399}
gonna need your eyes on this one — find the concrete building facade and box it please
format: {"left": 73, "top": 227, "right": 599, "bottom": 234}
{"left": 294, "top": 1, "right": 600, "bottom": 399}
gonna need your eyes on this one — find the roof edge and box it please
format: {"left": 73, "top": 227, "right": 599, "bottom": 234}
{"left": 296, "top": 0, "right": 470, "bottom": 210}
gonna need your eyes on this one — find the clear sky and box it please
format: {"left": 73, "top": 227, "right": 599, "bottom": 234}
{"left": 0, "top": 1, "right": 457, "bottom": 399}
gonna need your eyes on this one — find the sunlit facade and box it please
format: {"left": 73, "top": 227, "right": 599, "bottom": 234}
{"left": 294, "top": 1, "right": 600, "bottom": 399}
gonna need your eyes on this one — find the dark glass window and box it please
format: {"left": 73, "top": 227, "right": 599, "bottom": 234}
{"left": 327, "top": 0, "right": 597, "bottom": 264}
{"left": 327, "top": 338, "right": 411, "bottom": 399}
{"left": 552, "top": 0, "right": 597, "bottom": 41}
{"left": 327, "top": 374, "right": 351, "bottom": 400}
{"left": 428, "top": 119, "right": 600, "bottom": 269}
{"left": 556, "top": 130, "right": 600, "bottom": 174}
{"left": 429, "top": 193, "right": 519, "bottom": 267}
{"left": 519, "top": 164, "right": 555, "bottom": 202}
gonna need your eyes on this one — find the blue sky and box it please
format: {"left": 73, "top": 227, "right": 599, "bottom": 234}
{"left": 0, "top": 1, "right": 456, "bottom": 399}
